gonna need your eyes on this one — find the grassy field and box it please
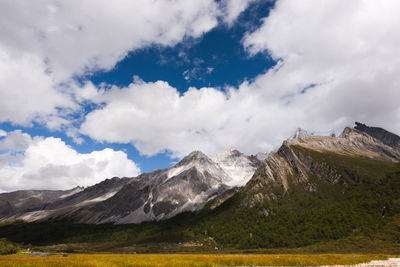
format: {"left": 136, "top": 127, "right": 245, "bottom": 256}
{"left": 0, "top": 253, "right": 390, "bottom": 267}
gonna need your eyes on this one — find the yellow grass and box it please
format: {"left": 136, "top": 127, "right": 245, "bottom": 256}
{"left": 0, "top": 253, "right": 390, "bottom": 267}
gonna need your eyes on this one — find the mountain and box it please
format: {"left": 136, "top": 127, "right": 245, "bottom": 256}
{"left": 0, "top": 187, "right": 83, "bottom": 218}
{"left": 2, "top": 122, "right": 400, "bottom": 253}
{"left": 355, "top": 122, "right": 400, "bottom": 151}
{"left": 243, "top": 125, "right": 400, "bottom": 207}
{"left": 0, "top": 148, "right": 259, "bottom": 224}
{"left": 0, "top": 177, "right": 130, "bottom": 222}
{"left": 193, "top": 123, "right": 400, "bottom": 249}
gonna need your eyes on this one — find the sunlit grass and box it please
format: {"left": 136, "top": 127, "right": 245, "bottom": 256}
{"left": 0, "top": 253, "right": 389, "bottom": 266}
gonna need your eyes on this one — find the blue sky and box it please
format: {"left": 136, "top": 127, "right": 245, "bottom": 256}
{"left": 90, "top": 1, "right": 276, "bottom": 93}
{"left": 1, "top": 0, "right": 399, "bottom": 191}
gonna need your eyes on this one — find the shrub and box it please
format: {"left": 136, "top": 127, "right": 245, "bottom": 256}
{"left": 0, "top": 238, "right": 19, "bottom": 255}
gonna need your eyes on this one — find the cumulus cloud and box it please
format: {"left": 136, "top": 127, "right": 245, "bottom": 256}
{"left": 80, "top": 78, "right": 298, "bottom": 157}
{"left": 1, "top": 0, "right": 222, "bottom": 80}
{"left": 0, "top": 49, "right": 75, "bottom": 125}
{"left": 81, "top": 80, "right": 230, "bottom": 157}
{"left": 242, "top": 0, "right": 400, "bottom": 134}
{"left": 0, "top": 0, "right": 244, "bottom": 127}
{"left": 0, "top": 130, "right": 33, "bottom": 152}
{"left": 80, "top": 0, "right": 400, "bottom": 158}
{"left": 0, "top": 130, "right": 140, "bottom": 192}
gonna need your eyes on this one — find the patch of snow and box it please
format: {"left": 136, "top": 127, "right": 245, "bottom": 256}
{"left": 166, "top": 152, "right": 230, "bottom": 186}
{"left": 212, "top": 148, "right": 257, "bottom": 187}
{"left": 167, "top": 165, "right": 186, "bottom": 179}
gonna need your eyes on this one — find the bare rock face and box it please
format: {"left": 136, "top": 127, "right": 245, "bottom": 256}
{"left": 355, "top": 122, "right": 400, "bottom": 152}
{"left": 0, "top": 187, "right": 83, "bottom": 217}
{"left": 243, "top": 124, "right": 400, "bottom": 207}
{"left": 0, "top": 149, "right": 258, "bottom": 224}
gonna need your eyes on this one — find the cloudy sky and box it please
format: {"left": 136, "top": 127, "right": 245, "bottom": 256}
{"left": 0, "top": 0, "right": 399, "bottom": 192}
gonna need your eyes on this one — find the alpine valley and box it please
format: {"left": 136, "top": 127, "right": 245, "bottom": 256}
{"left": 1, "top": 122, "right": 400, "bottom": 253}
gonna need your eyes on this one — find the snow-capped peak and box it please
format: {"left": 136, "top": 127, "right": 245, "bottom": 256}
{"left": 212, "top": 147, "right": 259, "bottom": 187}
{"left": 167, "top": 150, "right": 228, "bottom": 183}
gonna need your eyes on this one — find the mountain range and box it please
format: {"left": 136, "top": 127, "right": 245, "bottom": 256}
{"left": 0, "top": 147, "right": 260, "bottom": 224}
{"left": 1, "top": 122, "right": 400, "bottom": 252}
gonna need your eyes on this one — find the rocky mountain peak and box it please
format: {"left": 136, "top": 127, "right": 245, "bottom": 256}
{"left": 355, "top": 122, "right": 400, "bottom": 151}
{"left": 187, "top": 150, "right": 208, "bottom": 158}
{"left": 339, "top": 126, "right": 361, "bottom": 138}
{"left": 176, "top": 150, "right": 209, "bottom": 165}
{"left": 212, "top": 147, "right": 260, "bottom": 187}
{"left": 244, "top": 123, "right": 400, "bottom": 208}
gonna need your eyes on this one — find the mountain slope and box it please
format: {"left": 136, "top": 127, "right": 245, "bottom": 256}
{"left": 191, "top": 123, "right": 400, "bottom": 248}
{"left": 242, "top": 126, "right": 400, "bottom": 207}
{"left": 0, "top": 187, "right": 83, "bottom": 218}
{"left": 56, "top": 150, "right": 259, "bottom": 224}
{"left": 0, "top": 149, "right": 259, "bottom": 224}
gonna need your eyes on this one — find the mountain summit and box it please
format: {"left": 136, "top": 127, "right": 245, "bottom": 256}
{"left": 0, "top": 148, "right": 259, "bottom": 224}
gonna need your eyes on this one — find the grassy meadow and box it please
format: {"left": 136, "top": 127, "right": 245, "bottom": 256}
{"left": 0, "top": 253, "right": 390, "bottom": 267}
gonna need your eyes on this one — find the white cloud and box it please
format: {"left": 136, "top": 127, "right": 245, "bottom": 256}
{"left": 1, "top": 0, "right": 221, "bottom": 80}
{"left": 0, "top": 0, "right": 241, "bottom": 128}
{"left": 80, "top": 0, "right": 400, "bottom": 158}
{"left": 0, "top": 49, "right": 75, "bottom": 125}
{"left": 80, "top": 78, "right": 293, "bottom": 157}
{"left": 242, "top": 0, "right": 400, "bottom": 134}
{"left": 0, "top": 129, "right": 6, "bottom": 137}
{"left": 0, "top": 130, "right": 140, "bottom": 192}
{"left": 221, "top": 0, "right": 257, "bottom": 26}
{"left": 0, "top": 130, "right": 33, "bottom": 152}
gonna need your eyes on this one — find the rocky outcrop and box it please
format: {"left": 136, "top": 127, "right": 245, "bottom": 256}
{"left": 243, "top": 124, "right": 400, "bottom": 207}
{"left": 355, "top": 122, "right": 400, "bottom": 152}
